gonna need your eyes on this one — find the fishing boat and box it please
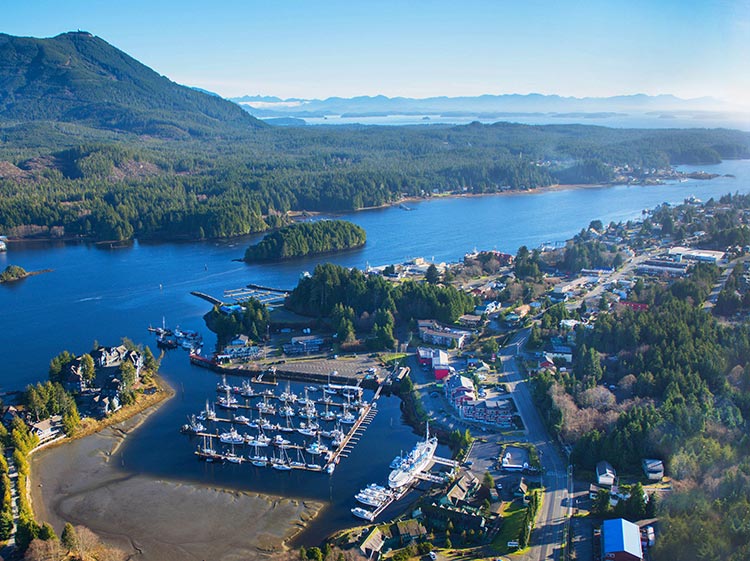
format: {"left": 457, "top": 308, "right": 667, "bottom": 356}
{"left": 339, "top": 410, "right": 356, "bottom": 424}
{"left": 279, "top": 404, "right": 295, "bottom": 417}
{"left": 279, "top": 381, "right": 298, "bottom": 403}
{"left": 234, "top": 415, "right": 250, "bottom": 425}
{"left": 273, "top": 435, "right": 292, "bottom": 448}
{"left": 240, "top": 380, "right": 256, "bottom": 398}
{"left": 320, "top": 402, "right": 336, "bottom": 422}
{"left": 217, "top": 388, "right": 239, "bottom": 410}
{"left": 219, "top": 428, "right": 244, "bottom": 445}
{"left": 216, "top": 375, "right": 232, "bottom": 393}
{"left": 225, "top": 444, "right": 243, "bottom": 463}
{"left": 197, "top": 400, "right": 217, "bottom": 421}
{"left": 307, "top": 462, "right": 323, "bottom": 471}
{"left": 181, "top": 415, "right": 205, "bottom": 434}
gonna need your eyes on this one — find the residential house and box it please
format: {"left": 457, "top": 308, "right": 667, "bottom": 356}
{"left": 394, "top": 519, "right": 426, "bottom": 546}
{"left": 458, "top": 314, "right": 483, "bottom": 328}
{"left": 596, "top": 460, "right": 616, "bottom": 487}
{"left": 65, "top": 358, "right": 85, "bottom": 393}
{"left": 29, "top": 415, "right": 63, "bottom": 443}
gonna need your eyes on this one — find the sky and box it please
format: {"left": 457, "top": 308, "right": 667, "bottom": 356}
{"left": 3, "top": 0, "right": 749, "bottom": 104}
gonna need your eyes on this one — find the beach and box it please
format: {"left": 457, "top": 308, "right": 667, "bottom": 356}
{"left": 30, "top": 409, "right": 324, "bottom": 561}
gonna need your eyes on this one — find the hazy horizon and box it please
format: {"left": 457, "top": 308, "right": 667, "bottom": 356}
{"left": 3, "top": 0, "right": 748, "bottom": 107}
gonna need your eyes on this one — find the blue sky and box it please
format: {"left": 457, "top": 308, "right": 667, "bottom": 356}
{"left": 3, "top": 0, "right": 748, "bottom": 104}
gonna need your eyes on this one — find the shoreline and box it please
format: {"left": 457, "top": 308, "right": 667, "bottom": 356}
{"left": 29, "top": 376, "right": 324, "bottom": 560}
{"left": 0, "top": 175, "right": 700, "bottom": 245}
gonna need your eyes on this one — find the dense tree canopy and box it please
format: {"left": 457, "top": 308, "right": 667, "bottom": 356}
{"left": 244, "top": 220, "right": 366, "bottom": 262}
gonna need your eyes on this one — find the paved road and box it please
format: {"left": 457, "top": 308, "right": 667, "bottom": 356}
{"left": 501, "top": 329, "right": 571, "bottom": 561}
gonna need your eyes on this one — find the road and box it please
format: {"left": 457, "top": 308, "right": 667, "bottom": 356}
{"left": 501, "top": 328, "right": 571, "bottom": 561}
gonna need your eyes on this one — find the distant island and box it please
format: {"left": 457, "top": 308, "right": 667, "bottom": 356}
{"left": 244, "top": 220, "right": 366, "bottom": 262}
{"left": 0, "top": 265, "right": 51, "bottom": 283}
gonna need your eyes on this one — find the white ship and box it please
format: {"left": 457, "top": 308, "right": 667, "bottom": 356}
{"left": 387, "top": 422, "right": 438, "bottom": 489}
{"left": 351, "top": 507, "right": 375, "bottom": 521}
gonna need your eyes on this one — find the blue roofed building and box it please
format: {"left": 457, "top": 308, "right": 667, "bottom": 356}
{"left": 602, "top": 518, "right": 642, "bottom": 561}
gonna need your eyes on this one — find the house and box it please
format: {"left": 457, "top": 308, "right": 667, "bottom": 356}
{"left": 418, "top": 319, "right": 469, "bottom": 349}
{"left": 596, "top": 460, "right": 616, "bottom": 487}
{"left": 602, "top": 518, "right": 643, "bottom": 561}
{"left": 65, "top": 359, "right": 85, "bottom": 393}
{"left": 548, "top": 345, "right": 573, "bottom": 363}
{"left": 394, "top": 519, "right": 426, "bottom": 545}
{"left": 515, "top": 478, "right": 528, "bottom": 498}
{"left": 94, "top": 346, "right": 144, "bottom": 375}
{"left": 642, "top": 459, "right": 664, "bottom": 481}
{"left": 360, "top": 526, "right": 392, "bottom": 558}
{"left": 458, "top": 314, "right": 483, "bottom": 328}
{"left": 441, "top": 472, "right": 479, "bottom": 507}
{"left": 29, "top": 415, "right": 63, "bottom": 443}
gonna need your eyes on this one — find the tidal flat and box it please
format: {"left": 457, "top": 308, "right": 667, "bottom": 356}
{"left": 30, "top": 411, "right": 323, "bottom": 561}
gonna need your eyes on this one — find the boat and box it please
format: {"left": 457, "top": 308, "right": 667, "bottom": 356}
{"left": 272, "top": 449, "right": 292, "bottom": 471}
{"left": 273, "top": 435, "right": 292, "bottom": 448}
{"left": 307, "top": 463, "right": 323, "bottom": 471}
{"left": 339, "top": 410, "right": 356, "bottom": 424}
{"left": 279, "top": 405, "right": 295, "bottom": 417}
{"left": 306, "top": 436, "right": 329, "bottom": 456}
{"left": 280, "top": 415, "right": 296, "bottom": 433}
{"left": 320, "top": 402, "right": 336, "bottom": 422}
{"left": 240, "top": 380, "right": 256, "bottom": 398}
{"left": 217, "top": 375, "right": 232, "bottom": 393}
{"left": 197, "top": 400, "right": 217, "bottom": 421}
{"left": 225, "top": 444, "right": 243, "bottom": 463}
{"left": 182, "top": 415, "right": 205, "bottom": 434}
{"left": 279, "top": 381, "right": 298, "bottom": 403}
{"left": 219, "top": 428, "right": 245, "bottom": 445}
{"left": 355, "top": 491, "right": 389, "bottom": 508}
{"left": 290, "top": 449, "right": 306, "bottom": 469}
{"left": 157, "top": 335, "right": 179, "bottom": 349}
{"left": 217, "top": 388, "right": 239, "bottom": 410}
{"left": 305, "top": 385, "right": 320, "bottom": 393}
{"left": 387, "top": 422, "right": 438, "bottom": 489}
{"left": 250, "top": 454, "right": 268, "bottom": 467}
{"left": 351, "top": 507, "right": 375, "bottom": 521}
{"left": 234, "top": 415, "right": 250, "bottom": 425}
{"left": 326, "top": 463, "right": 336, "bottom": 475}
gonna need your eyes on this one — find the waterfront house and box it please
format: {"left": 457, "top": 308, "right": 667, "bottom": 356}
{"left": 94, "top": 345, "right": 144, "bottom": 375}
{"left": 596, "top": 460, "right": 617, "bottom": 487}
{"left": 65, "top": 359, "right": 85, "bottom": 393}
{"left": 30, "top": 415, "right": 63, "bottom": 443}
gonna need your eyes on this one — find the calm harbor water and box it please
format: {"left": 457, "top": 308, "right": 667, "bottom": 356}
{"left": 0, "top": 159, "right": 748, "bottom": 541}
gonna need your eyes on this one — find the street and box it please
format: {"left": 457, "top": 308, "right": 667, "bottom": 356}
{"left": 501, "top": 329, "right": 571, "bottom": 561}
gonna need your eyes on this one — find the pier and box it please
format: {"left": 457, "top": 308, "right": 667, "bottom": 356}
{"left": 190, "top": 291, "right": 223, "bottom": 306}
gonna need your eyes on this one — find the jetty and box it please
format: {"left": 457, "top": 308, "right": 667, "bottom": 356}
{"left": 190, "top": 291, "right": 223, "bottom": 306}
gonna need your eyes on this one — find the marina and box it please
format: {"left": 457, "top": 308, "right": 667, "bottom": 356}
{"left": 184, "top": 372, "right": 380, "bottom": 475}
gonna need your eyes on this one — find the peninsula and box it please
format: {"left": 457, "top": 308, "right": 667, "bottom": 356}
{"left": 0, "top": 265, "right": 51, "bottom": 283}
{"left": 243, "top": 220, "right": 366, "bottom": 262}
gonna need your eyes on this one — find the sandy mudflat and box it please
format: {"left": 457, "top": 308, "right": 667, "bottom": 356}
{"left": 30, "top": 412, "right": 323, "bottom": 561}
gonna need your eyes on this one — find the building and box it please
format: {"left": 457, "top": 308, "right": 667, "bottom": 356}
{"left": 418, "top": 319, "right": 468, "bottom": 349}
{"left": 445, "top": 374, "right": 475, "bottom": 406}
{"left": 282, "top": 335, "right": 324, "bottom": 355}
{"left": 441, "top": 472, "right": 479, "bottom": 508}
{"left": 29, "top": 415, "right": 63, "bottom": 444}
{"left": 596, "top": 461, "right": 616, "bottom": 487}
{"left": 642, "top": 459, "right": 664, "bottom": 481}
{"left": 432, "top": 350, "right": 451, "bottom": 380}
{"left": 458, "top": 396, "right": 513, "bottom": 427}
{"left": 668, "top": 246, "right": 725, "bottom": 264}
{"left": 602, "top": 518, "right": 643, "bottom": 561}
{"left": 94, "top": 346, "right": 143, "bottom": 375}
{"left": 636, "top": 258, "right": 689, "bottom": 277}
{"left": 458, "top": 314, "right": 483, "bottom": 328}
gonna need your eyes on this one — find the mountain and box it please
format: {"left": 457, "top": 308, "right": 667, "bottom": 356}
{"left": 231, "top": 92, "right": 749, "bottom": 130}
{"left": 0, "top": 31, "right": 265, "bottom": 138}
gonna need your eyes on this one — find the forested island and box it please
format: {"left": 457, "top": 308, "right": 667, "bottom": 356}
{"left": 0, "top": 265, "right": 51, "bottom": 283}
{"left": 243, "top": 220, "right": 366, "bottom": 262}
{"left": 0, "top": 33, "right": 749, "bottom": 243}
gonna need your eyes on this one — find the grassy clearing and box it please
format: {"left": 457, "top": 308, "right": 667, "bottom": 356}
{"left": 491, "top": 499, "right": 528, "bottom": 555}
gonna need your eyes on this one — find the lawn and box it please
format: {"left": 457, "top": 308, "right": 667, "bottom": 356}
{"left": 491, "top": 499, "right": 528, "bottom": 554}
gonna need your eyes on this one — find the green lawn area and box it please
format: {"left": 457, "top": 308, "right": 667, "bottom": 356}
{"left": 491, "top": 499, "right": 528, "bottom": 554}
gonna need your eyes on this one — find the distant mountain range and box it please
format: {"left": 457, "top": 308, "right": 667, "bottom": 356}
{"left": 230, "top": 92, "right": 749, "bottom": 129}
{"left": 0, "top": 32, "right": 264, "bottom": 138}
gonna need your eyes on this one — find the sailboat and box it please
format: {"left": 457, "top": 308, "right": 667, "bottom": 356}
{"left": 272, "top": 448, "right": 292, "bottom": 471}
{"left": 290, "top": 448, "right": 306, "bottom": 469}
